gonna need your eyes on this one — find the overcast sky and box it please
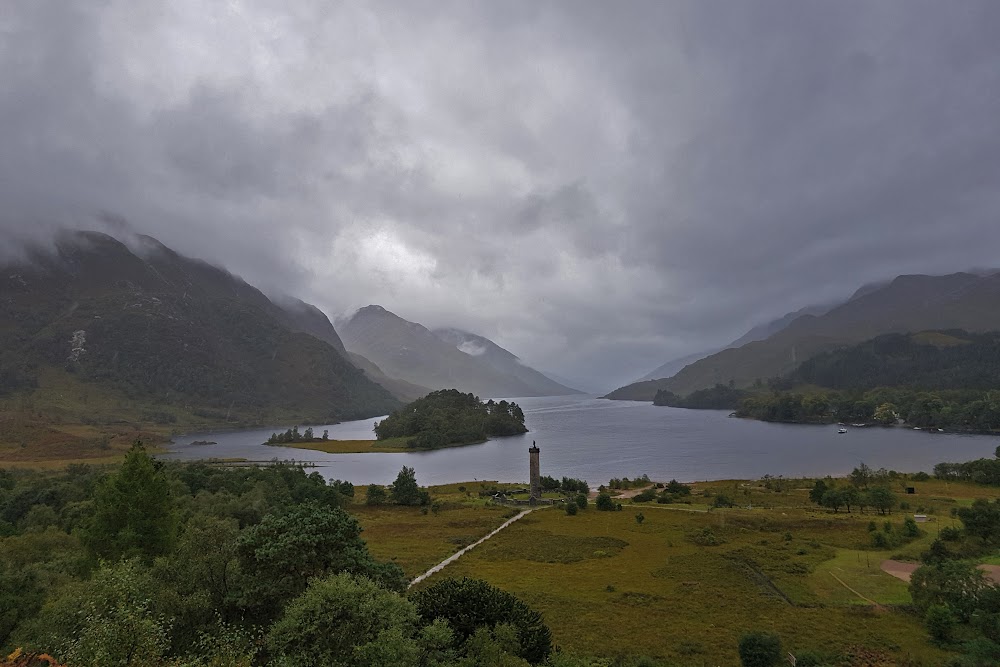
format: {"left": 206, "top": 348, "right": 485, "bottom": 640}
{"left": 2, "top": 1, "right": 1000, "bottom": 391}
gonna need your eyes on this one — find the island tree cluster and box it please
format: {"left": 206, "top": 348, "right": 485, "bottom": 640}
{"left": 265, "top": 425, "right": 329, "bottom": 444}
{"left": 374, "top": 389, "right": 527, "bottom": 449}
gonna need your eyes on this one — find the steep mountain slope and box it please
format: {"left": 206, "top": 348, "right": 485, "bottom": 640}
{"left": 635, "top": 303, "right": 835, "bottom": 384}
{"left": 339, "top": 306, "right": 575, "bottom": 397}
{"left": 0, "top": 231, "right": 399, "bottom": 426}
{"left": 609, "top": 272, "right": 1000, "bottom": 400}
{"left": 273, "top": 296, "right": 348, "bottom": 354}
{"left": 344, "top": 351, "right": 432, "bottom": 403}
{"left": 432, "top": 328, "right": 581, "bottom": 395}
{"left": 273, "top": 296, "right": 429, "bottom": 403}
{"left": 788, "top": 330, "right": 1000, "bottom": 391}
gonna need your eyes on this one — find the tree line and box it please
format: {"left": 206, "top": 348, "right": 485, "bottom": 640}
{"left": 265, "top": 425, "right": 329, "bottom": 444}
{"left": 374, "top": 389, "right": 528, "bottom": 449}
{"left": 654, "top": 331, "right": 1000, "bottom": 432}
{"left": 0, "top": 444, "right": 566, "bottom": 666}
{"left": 735, "top": 387, "right": 1000, "bottom": 431}
{"left": 933, "top": 446, "right": 1000, "bottom": 486}
{"left": 654, "top": 384, "right": 749, "bottom": 410}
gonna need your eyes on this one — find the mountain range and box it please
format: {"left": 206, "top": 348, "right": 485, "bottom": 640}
{"left": 0, "top": 230, "right": 400, "bottom": 427}
{"left": 0, "top": 227, "right": 581, "bottom": 447}
{"left": 634, "top": 302, "right": 836, "bottom": 384}
{"left": 608, "top": 271, "right": 1000, "bottom": 400}
{"left": 338, "top": 306, "right": 580, "bottom": 398}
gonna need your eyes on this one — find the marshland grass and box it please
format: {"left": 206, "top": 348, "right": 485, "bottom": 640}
{"left": 356, "top": 477, "right": 1000, "bottom": 665}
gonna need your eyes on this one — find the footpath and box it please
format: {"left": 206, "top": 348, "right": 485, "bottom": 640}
{"left": 408, "top": 508, "right": 535, "bottom": 588}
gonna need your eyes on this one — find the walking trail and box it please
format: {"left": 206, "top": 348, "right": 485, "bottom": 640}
{"left": 408, "top": 508, "right": 536, "bottom": 588}
{"left": 881, "top": 559, "right": 1000, "bottom": 584}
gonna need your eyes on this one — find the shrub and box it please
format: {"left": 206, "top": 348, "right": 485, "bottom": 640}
{"left": 631, "top": 488, "right": 657, "bottom": 503}
{"left": 912, "top": 471, "right": 931, "bottom": 481}
{"left": 268, "top": 573, "right": 419, "bottom": 666}
{"left": 365, "top": 484, "right": 387, "bottom": 506}
{"left": 689, "top": 527, "right": 725, "bottom": 546}
{"left": 713, "top": 494, "right": 735, "bottom": 508}
{"left": 409, "top": 577, "right": 552, "bottom": 664}
{"left": 565, "top": 503, "right": 578, "bottom": 516}
{"left": 795, "top": 649, "right": 841, "bottom": 666}
{"left": 737, "top": 631, "right": 782, "bottom": 667}
{"left": 925, "top": 604, "right": 955, "bottom": 643}
{"left": 575, "top": 494, "right": 588, "bottom": 510}
{"left": 940, "top": 526, "right": 962, "bottom": 542}
{"left": 595, "top": 493, "right": 615, "bottom": 511}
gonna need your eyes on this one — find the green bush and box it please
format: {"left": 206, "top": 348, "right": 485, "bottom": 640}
{"left": 365, "top": 484, "right": 387, "bottom": 506}
{"left": 595, "top": 493, "right": 615, "bottom": 511}
{"left": 268, "top": 573, "right": 419, "bottom": 666}
{"left": 565, "top": 503, "right": 578, "bottom": 516}
{"left": 925, "top": 604, "right": 956, "bottom": 643}
{"left": 737, "top": 631, "right": 782, "bottom": 667}
{"left": 631, "top": 488, "right": 657, "bottom": 503}
{"left": 713, "top": 494, "right": 735, "bottom": 508}
{"left": 409, "top": 577, "right": 552, "bottom": 664}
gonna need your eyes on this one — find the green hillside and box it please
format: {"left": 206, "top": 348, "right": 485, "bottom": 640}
{"left": 0, "top": 231, "right": 399, "bottom": 442}
{"left": 608, "top": 272, "right": 1000, "bottom": 400}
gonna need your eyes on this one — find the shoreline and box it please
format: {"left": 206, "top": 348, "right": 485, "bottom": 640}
{"left": 265, "top": 436, "right": 489, "bottom": 455}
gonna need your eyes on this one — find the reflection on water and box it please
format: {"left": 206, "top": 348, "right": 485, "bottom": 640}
{"left": 161, "top": 395, "right": 998, "bottom": 486}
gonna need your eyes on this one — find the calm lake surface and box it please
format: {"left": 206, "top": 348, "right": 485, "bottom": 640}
{"left": 161, "top": 395, "right": 998, "bottom": 486}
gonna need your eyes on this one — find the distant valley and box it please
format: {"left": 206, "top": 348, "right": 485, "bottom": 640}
{"left": 0, "top": 230, "right": 579, "bottom": 461}
{"left": 338, "top": 306, "right": 581, "bottom": 399}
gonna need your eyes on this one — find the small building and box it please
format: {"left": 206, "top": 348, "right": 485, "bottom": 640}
{"left": 914, "top": 514, "right": 928, "bottom": 523}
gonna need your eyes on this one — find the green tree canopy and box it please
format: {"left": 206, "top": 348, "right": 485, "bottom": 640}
{"left": 268, "top": 573, "right": 421, "bottom": 667}
{"left": 81, "top": 441, "right": 176, "bottom": 563}
{"left": 236, "top": 502, "right": 404, "bottom": 622}
{"left": 374, "top": 389, "right": 527, "bottom": 448}
{"left": 391, "top": 466, "right": 423, "bottom": 506}
{"left": 737, "top": 631, "right": 782, "bottom": 667}
{"left": 409, "top": 577, "right": 552, "bottom": 664}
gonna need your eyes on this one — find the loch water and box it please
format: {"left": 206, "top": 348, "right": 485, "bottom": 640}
{"left": 161, "top": 395, "right": 998, "bottom": 486}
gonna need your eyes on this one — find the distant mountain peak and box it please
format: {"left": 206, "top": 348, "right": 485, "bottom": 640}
{"left": 338, "top": 309, "right": 580, "bottom": 397}
{"left": 609, "top": 269, "right": 1000, "bottom": 401}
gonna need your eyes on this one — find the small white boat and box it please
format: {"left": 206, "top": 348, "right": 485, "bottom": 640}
{"left": 838, "top": 427, "right": 847, "bottom": 434}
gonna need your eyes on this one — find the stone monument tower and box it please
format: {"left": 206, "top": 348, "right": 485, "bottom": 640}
{"left": 529, "top": 441, "right": 540, "bottom": 500}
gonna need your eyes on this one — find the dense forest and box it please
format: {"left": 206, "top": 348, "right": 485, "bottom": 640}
{"left": 735, "top": 386, "right": 1000, "bottom": 431}
{"left": 788, "top": 331, "right": 1000, "bottom": 391}
{"left": 653, "top": 384, "right": 749, "bottom": 410}
{"left": 933, "top": 447, "right": 1000, "bottom": 486}
{"left": 374, "top": 389, "right": 527, "bottom": 449}
{"left": 653, "top": 331, "right": 1000, "bottom": 432}
{"left": 0, "top": 443, "right": 561, "bottom": 666}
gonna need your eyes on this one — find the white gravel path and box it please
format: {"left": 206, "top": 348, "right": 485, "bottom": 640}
{"left": 408, "top": 508, "right": 535, "bottom": 588}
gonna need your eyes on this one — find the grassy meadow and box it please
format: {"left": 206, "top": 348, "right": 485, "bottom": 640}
{"left": 271, "top": 435, "right": 489, "bottom": 454}
{"left": 352, "top": 477, "right": 1000, "bottom": 665}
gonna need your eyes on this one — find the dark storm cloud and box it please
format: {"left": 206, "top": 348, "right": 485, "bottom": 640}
{"left": 2, "top": 0, "right": 999, "bottom": 389}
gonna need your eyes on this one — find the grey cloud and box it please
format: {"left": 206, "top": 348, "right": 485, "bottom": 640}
{"left": 2, "top": 1, "right": 1000, "bottom": 389}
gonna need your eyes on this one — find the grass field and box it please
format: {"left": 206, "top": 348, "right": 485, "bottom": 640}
{"left": 349, "top": 477, "right": 1000, "bottom": 665}
{"left": 271, "top": 436, "right": 488, "bottom": 454}
{"left": 351, "top": 483, "right": 516, "bottom": 578}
